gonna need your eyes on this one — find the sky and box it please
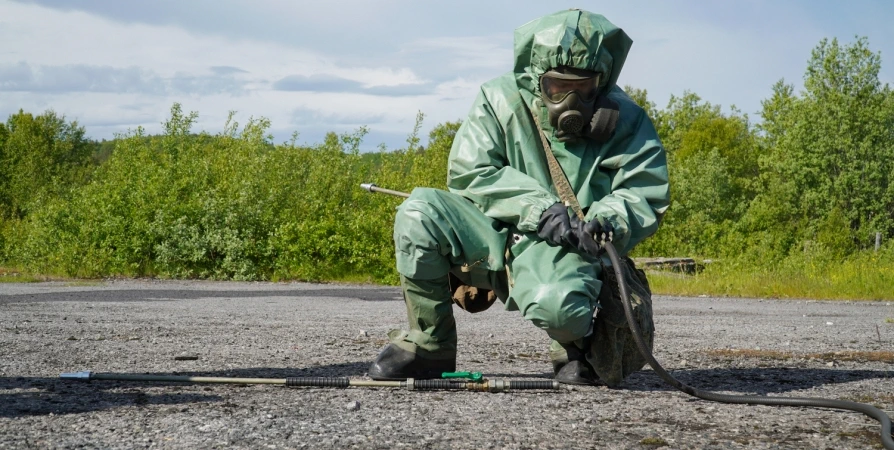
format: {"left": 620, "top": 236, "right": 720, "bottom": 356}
{"left": 1, "top": 0, "right": 893, "bottom": 151}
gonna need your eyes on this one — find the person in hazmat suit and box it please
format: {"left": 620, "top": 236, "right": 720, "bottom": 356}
{"left": 369, "top": 9, "right": 670, "bottom": 386}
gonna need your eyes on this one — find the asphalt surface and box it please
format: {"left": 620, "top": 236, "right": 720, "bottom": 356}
{"left": 1, "top": 280, "right": 892, "bottom": 449}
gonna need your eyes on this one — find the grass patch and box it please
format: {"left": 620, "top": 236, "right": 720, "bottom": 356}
{"left": 704, "top": 349, "right": 894, "bottom": 363}
{"left": 846, "top": 393, "right": 894, "bottom": 406}
{"left": 836, "top": 429, "right": 883, "bottom": 448}
{"left": 0, "top": 267, "right": 97, "bottom": 284}
{"left": 63, "top": 281, "right": 106, "bottom": 287}
{"left": 0, "top": 267, "right": 42, "bottom": 283}
{"left": 639, "top": 437, "right": 669, "bottom": 447}
{"left": 0, "top": 274, "right": 41, "bottom": 283}
{"left": 646, "top": 251, "right": 894, "bottom": 301}
{"left": 704, "top": 349, "right": 794, "bottom": 360}
{"left": 806, "top": 351, "right": 894, "bottom": 363}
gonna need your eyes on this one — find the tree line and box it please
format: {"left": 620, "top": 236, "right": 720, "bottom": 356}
{"left": 0, "top": 37, "right": 891, "bottom": 283}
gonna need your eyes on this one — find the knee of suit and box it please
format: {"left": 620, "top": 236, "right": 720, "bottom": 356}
{"left": 394, "top": 198, "right": 444, "bottom": 251}
{"left": 523, "top": 282, "right": 594, "bottom": 343}
{"left": 393, "top": 196, "right": 452, "bottom": 279}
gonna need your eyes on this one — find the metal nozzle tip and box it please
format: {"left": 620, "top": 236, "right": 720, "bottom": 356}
{"left": 360, "top": 183, "right": 376, "bottom": 192}
{"left": 60, "top": 371, "right": 92, "bottom": 381}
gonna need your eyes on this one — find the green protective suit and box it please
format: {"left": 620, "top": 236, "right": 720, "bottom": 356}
{"left": 388, "top": 10, "right": 670, "bottom": 376}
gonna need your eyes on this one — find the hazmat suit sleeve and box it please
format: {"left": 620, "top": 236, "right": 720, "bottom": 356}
{"left": 447, "top": 88, "right": 560, "bottom": 232}
{"left": 585, "top": 95, "right": 670, "bottom": 255}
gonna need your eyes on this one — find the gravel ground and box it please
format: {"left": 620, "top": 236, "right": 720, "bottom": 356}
{"left": 1, "top": 280, "right": 892, "bottom": 449}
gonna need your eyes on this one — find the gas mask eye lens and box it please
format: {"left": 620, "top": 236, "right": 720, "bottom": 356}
{"left": 540, "top": 74, "right": 600, "bottom": 103}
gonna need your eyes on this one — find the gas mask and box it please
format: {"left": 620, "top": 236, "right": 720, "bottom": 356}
{"left": 539, "top": 68, "right": 619, "bottom": 143}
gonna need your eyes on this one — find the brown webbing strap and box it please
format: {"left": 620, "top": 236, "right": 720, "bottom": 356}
{"left": 529, "top": 106, "right": 586, "bottom": 222}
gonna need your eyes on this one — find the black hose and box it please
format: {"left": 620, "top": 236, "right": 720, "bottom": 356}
{"left": 603, "top": 242, "right": 894, "bottom": 449}
{"left": 413, "top": 380, "right": 469, "bottom": 390}
{"left": 286, "top": 377, "right": 351, "bottom": 388}
{"left": 280, "top": 377, "right": 558, "bottom": 391}
{"left": 507, "top": 380, "right": 559, "bottom": 390}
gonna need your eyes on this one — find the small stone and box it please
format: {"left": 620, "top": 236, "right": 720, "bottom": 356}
{"left": 358, "top": 330, "right": 369, "bottom": 338}
{"left": 488, "top": 333, "right": 494, "bottom": 338}
{"left": 66, "top": 336, "right": 77, "bottom": 341}
{"left": 345, "top": 400, "right": 361, "bottom": 411}
{"left": 680, "top": 360, "right": 688, "bottom": 366}
{"left": 826, "top": 321, "right": 833, "bottom": 326}
{"left": 826, "top": 361, "right": 835, "bottom": 367}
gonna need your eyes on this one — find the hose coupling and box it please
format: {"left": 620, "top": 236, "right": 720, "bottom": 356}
{"left": 60, "top": 371, "right": 93, "bottom": 381}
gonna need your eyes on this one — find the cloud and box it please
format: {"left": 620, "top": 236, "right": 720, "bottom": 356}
{"left": 168, "top": 71, "right": 248, "bottom": 96}
{"left": 363, "top": 84, "right": 435, "bottom": 96}
{"left": 273, "top": 74, "right": 360, "bottom": 93}
{"left": 4, "top": 0, "right": 521, "bottom": 67}
{"left": 118, "top": 102, "right": 155, "bottom": 111}
{"left": 210, "top": 65, "right": 249, "bottom": 75}
{"left": 0, "top": 62, "right": 249, "bottom": 96}
{"left": 273, "top": 74, "right": 433, "bottom": 96}
{"left": 291, "top": 106, "right": 386, "bottom": 127}
{"left": 405, "top": 35, "right": 513, "bottom": 72}
{"left": 4, "top": 0, "right": 893, "bottom": 153}
{"left": 0, "top": 62, "right": 165, "bottom": 94}
{"left": 432, "top": 77, "right": 489, "bottom": 101}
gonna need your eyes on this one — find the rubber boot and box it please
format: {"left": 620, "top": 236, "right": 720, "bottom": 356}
{"left": 369, "top": 275, "right": 457, "bottom": 380}
{"left": 552, "top": 340, "right": 599, "bottom": 385}
{"left": 368, "top": 344, "right": 456, "bottom": 381}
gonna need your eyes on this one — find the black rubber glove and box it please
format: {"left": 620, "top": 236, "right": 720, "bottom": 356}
{"left": 537, "top": 203, "right": 579, "bottom": 248}
{"left": 575, "top": 217, "right": 614, "bottom": 256}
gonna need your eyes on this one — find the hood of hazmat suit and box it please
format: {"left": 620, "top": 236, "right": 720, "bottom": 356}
{"left": 447, "top": 9, "right": 670, "bottom": 256}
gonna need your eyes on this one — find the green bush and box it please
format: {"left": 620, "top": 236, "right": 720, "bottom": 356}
{"left": 0, "top": 105, "right": 460, "bottom": 284}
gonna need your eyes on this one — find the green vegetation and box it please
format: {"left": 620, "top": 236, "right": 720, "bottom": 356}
{"left": 639, "top": 437, "right": 669, "bottom": 447}
{"left": 0, "top": 107, "right": 452, "bottom": 284}
{"left": 0, "top": 37, "right": 892, "bottom": 299}
{"left": 0, "top": 268, "right": 42, "bottom": 283}
{"left": 648, "top": 244, "right": 894, "bottom": 300}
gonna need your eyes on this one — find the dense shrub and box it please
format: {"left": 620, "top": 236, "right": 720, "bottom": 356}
{"left": 0, "top": 105, "right": 458, "bottom": 283}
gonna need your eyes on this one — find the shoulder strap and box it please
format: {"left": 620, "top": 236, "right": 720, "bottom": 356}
{"left": 528, "top": 103, "right": 586, "bottom": 222}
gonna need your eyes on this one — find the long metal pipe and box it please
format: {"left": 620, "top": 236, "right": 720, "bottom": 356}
{"left": 60, "top": 371, "right": 557, "bottom": 392}
{"left": 360, "top": 183, "right": 410, "bottom": 198}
